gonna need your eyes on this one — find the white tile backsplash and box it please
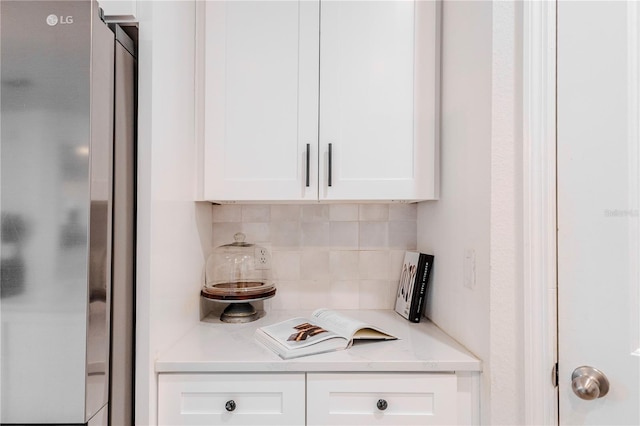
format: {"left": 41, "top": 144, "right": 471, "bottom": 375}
{"left": 329, "top": 204, "right": 359, "bottom": 221}
{"left": 212, "top": 205, "right": 242, "bottom": 223}
{"left": 359, "top": 251, "right": 390, "bottom": 280}
{"left": 389, "top": 203, "right": 417, "bottom": 221}
{"left": 272, "top": 251, "right": 301, "bottom": 281}
{"left": 329, "top": 221, "right": 359, "bottom": 248}
{"left": 389, "top": 250, "right": 407, "bottom": 282}
{"left": 271, "top": 205, "right": 301, "bottom": 221}
{"left": 242, "top": 205, "right": 270, "bottom": 222}
{"left": 270, "top": 280, "right": 300, "bottom": 310}
{"left": 212, "top": 222, "right": 243, "bottom": 247}
{"left": 388, "top": 221, "right": 418, "bottom": 249}
{"left": 301, "top": 222, "right": 330, "bottom": 247}
{"left": 301, "top": 250, "right": 330, "bottom": 279}
{"left": 359, "top": 221, "right": 389, "bottom": 249}
{"left": 241, "top": 222, "right": 270, "bottom": 243}
{"left": 211, "top": 203, "right": 417, "bottom": 310}
{"left": 298, "top": 280, "right": 330, "bottom": 309}
{"left": 270, "top": 221, "right": 300, "bottom": 248}
{"left": 359, "top": 204, "right": 389, "bottom": 221}
{"left": 302, "top": 205, "right": 330, "bottom": 222}
{"left": 359, "top": 279, "right": 394, "bottom": 309}
{"left": 329, "top": 280, "right": 360, "bottom": 309}
{"left": 330, "top": 250, "right": 360, "bottom": 281}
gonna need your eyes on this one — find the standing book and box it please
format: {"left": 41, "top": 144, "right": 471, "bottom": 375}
{"left": 394, "top": 251, "right": 435, "bottom": 323}
{"left": 255, "top": 308, "right": 396, "bottom": 359}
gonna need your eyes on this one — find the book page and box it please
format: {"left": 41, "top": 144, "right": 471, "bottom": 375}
{"left": 259, "top": 317, "right": 344, "bottom": 350}
{"left": 311, "top": 309, "right": 394, "bottom": 341}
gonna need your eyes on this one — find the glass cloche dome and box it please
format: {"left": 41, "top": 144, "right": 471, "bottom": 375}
{"left": 202, "top": 233, "right": 276, "bottom": 322}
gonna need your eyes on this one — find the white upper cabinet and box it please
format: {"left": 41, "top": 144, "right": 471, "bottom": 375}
{"left": 197, "top": 0, "right": 440, "bottom": 202}
{"left": 198, "top": 1, "right": 319, "bottom": 201}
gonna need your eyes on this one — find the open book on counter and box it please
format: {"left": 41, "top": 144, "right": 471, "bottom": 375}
{"left": 254, "top": 308, "right": 397, "bottom": 359}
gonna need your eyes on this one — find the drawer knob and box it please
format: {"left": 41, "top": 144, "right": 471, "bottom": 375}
{"left": 225, "top": 400, "right": 236, "bottom": 412}
{"left": 376, "top": 399, "right": 388, "bottom": 411}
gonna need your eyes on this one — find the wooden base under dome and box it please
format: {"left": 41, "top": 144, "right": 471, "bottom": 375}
{"left": 200, "top": 287, "right": 276, "bottom": 323}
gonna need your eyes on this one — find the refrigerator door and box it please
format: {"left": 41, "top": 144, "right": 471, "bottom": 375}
{"left": 0, "top": 1, "right": 114, "bottom": 423}
{"left": 87, "top": 1, "right": 116, "bottom": 421}
{"left": 109, "top": 24, "right": 137, "bottom": 426}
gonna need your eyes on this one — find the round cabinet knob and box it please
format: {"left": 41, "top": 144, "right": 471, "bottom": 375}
{"left": 376, "top": 399, "right": 388, "bottom": 411}
{"left": 571, "top": 366, "right": 610, "bottom": 400}
{"left": 225, "top": 400, "right": 236, "bottom": 412}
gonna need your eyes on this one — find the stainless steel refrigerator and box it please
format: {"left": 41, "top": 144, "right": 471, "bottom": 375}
{"left": 0, "top": 1, "right": 136, "bottom": 424}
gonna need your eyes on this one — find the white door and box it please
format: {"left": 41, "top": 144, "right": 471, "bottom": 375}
{"left": 557, "top": 1, "right": 640, "bottom": 423}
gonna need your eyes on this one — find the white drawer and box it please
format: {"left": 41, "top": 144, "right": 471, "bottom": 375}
{"left": 306, "top": 373, "right": 457, "bottom": 426}
{"left": 158, "top": 373, "right": 305, "bottom": 426}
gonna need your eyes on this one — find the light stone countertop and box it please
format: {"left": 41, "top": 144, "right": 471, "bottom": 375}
{"left": 155, "top": 309, "right": 482, "bottom": 373}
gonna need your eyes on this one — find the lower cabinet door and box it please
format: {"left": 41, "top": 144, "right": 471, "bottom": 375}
{"left": 158, "top": 373, "right": 306, "bottom": 425}
{"left": 306, "top": 373, "right": 458, "bottom": 425}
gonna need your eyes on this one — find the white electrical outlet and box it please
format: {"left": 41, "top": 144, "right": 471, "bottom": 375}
{"left": 255, "top": 246, "right": 271, "bottom": 270}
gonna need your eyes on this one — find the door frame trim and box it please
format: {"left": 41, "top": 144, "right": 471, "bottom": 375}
{"left": 522, "top": 1, "right": 558, "bottom": 424}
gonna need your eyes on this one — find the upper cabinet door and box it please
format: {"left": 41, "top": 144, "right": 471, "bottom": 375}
{"left": 319, "top": 1, "right": 439, "bottom": 201}
{"left": 198, "top": 0, "right": 439, "bottom": 203}
{"left": 200, "top": 1, "right": 319, "bottom": 202}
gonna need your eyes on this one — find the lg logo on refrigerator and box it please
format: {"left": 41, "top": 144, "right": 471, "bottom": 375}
{"left": 46, "top": 14, "right": 73, "bottom": 26}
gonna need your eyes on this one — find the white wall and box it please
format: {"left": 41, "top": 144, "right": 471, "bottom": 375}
{"left": 489, "top": 2, "right": 524, "bottom": 424}
{"left": 418, "top": 1, "right": 523, "bottom": 424}
{"left": 418, "top": 0, "right": 492, "bottom": 420}
{"left": 136, "top": 2, "right": 210, "bottom": 425}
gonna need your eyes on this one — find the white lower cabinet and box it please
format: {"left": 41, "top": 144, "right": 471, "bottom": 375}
{"left": 307, "top": 373, "right": 457, "bottom": 426}
{"left": 157, "top": 373, "right": 305, "bottom": 425}
{"left": 158, "top": 372, "right": 461, "bottom": 426}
